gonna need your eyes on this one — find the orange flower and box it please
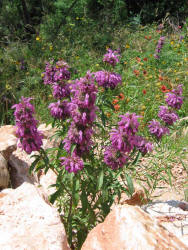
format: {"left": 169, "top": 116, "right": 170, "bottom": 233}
{"left": 136, "top": 57, "right": 141, "bottom": 62}
{"left": 143, "top": 70, "right": 147, "bottom": 75}
{"left": 148, "top": 35, "right": 151, "bottom": 39}
{"left": 112, "top": 99, "right": 119, "bottom": 105}
{"left": 145, "top": 36, "right": 148, "bottom": 39}
{"left": 119, "top": 93, "right": 125, "bottom": 100}
{"left": 161, "top": 85, "right": 171, "bottom": 93}
{"left": 143, "top": 57, "right": 148, "bottom": 61}
{"left": 158, "top": 75, "right": 163, "bottom": 81}
{"left": 133, "top": 69, "right": 140, "bottom": 76}
{"left": 114, "top": 104, "right": 120, "bottom": 111}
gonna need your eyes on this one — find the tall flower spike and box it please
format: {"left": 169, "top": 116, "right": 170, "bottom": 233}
{"left": 12, "top": 97, "right": 43, "bottom": 154}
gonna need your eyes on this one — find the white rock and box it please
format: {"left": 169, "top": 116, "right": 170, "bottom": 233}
{"left": 0, "top": 153, "right": 10, "bottom": 189}
{"left": 0, "top": 182, "right": 70, "bottom": 250}
{"left": 82, "top": 204, "right": 187, "bottom": 250}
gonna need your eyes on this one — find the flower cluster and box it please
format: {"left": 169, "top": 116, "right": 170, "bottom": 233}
{"left": 95, "top": 71, "right": 122, "bottom": 89}
{"left": 60, "top": 155, "right": 84, "bottom": 174}
{"left": 158, "top": 106, "right": 179, "bottom": 125}
{"left": 60, "top": 72, "right": 98, "bottom": 173}
{"left": 148, "top": 120, "right": 169, "bottom": 139}
{"left": 12, "top": 97, "right": 43, "bottom": 154}
{"left": 154, "top": 36, "right": 165, "bottom": 59}
{"left": 103, "top": 49, "right": 120, "bottom": 66}
{"left": 148, "top": 84, "right": 183, "bottom": 139}
{"left": 42, "top": 60, "right": 71, "bottom": 100}
{"left": 104, "top": 113, "right": 153, "bottom": 170}
{"left": 165, "top": 84, "right": 183, "bottom": 109}
{"left": 48, "top": 100, "right": 69, "bottom": 119}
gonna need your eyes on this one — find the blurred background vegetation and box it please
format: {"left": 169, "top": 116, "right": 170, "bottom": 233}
{"left": 0, "top": 0, "right": 188, "bottom": 124}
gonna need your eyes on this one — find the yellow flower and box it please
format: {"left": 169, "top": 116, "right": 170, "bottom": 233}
{"left": 125, "top": 44, "right": 130, "bottom": 49}
{"left": 95, "top": 64, "right": 99, "bottom": 67}
{"left": 182, "top": 39, "right": 184, "bottom": 42}
{"left": 184, "top": 58, "right": 188, "bottom": 62}
{"left": 41, "top": 73, "right": 44, "bottom": 78}
{"left": 170, "top": 41, "right": 174, "bottom": 45}
{"left": 126, "top": 98, "right": 130, "bottom": 103}
{"left": 76, "top": 17, "right": 79, "bottom": 20}
{"left": 124, "top": 61, "right": 127, "bottom": 64}
{"left": 49, "top": 94, "right": 52, "bottom": 98}
{"left": 6, "top": 84, "right": 11, "bottom": 90}
{"left": 174, "top": 69, "right": 177, "bottom": 73}
{"left": 49, "top": 46, "right": 53, "bottom": 51}
{"left": 156, "top": 82, "right": 161, "bottom": 87}
{"left": 149, "top": 75, "right": 153, "bottom": 79}
{"left": 36, "top": 36, "right": 40, "bottom": 41}
{"left": 155, "top": 95, "right": 160, "bottom": 100}
{"left": 75, "top": 56, "right": 79, "bottom": 60}
{"left": 175, "top": 77, "right": 179, "bottom": 81}
{"left": 141, "top": 105, "right": 146, "bottom": 110}
{"left": 140, "top": 62, "right": 144, "bottom": 65}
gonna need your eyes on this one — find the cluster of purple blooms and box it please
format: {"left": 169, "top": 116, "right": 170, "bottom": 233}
{"left": 12, "top": 97, "right": 43, "bottom": 154}
{"left": 104, "top": 113, "right": 153, "bottom": 170}
{"left": 103, "top": 49, "right": 120, "bottom": 67}
{"left": 148, "top": 84, "right": 183, "bottom": 139}
{"left": 154, "top": 36, "right": 165, "bottom": 59}
{"left": 42, "top": 60, "right": 71, "bottom": 102}
{"left": 94, "top": 71, "right": 122, "bottom": 89}
{"left": 94, "top": 49, "right": 122, "bottom": 89}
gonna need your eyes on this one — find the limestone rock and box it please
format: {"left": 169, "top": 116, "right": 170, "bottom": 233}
{"left": 0, "top": 125, "right": 17, "bottom": 160}
{"left": 142, "top": 200, "right": 188, "bottom": 246}
{"left": 0, "top": 153, "right": 10, "bottom": 189}
{"left": 81, "top": 204, "right": 187, "bottom": 250}
{"left": 9, "top": 147, "right": 36, "bottom": 188}
{"left": 0, "top": 182, "right": 70, "bottom": 250}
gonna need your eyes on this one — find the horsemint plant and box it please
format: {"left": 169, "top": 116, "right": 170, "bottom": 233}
{"left": 12, "top": 49, "right": 184, "bottom": 249}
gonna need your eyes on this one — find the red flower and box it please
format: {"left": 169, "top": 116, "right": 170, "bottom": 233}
{"left": 161, "top": 85, "right": 171, "bottom": 93}
{"left": 136, "top": 57, "right": 141, "bottom": 62}
{"left": 114, "top": 104, "right": 120, "bottom": 111}
{"left": 119, "top": 93, "right": 125, "bottom": 100}
{"left": 143, "top": 57, "right": 148, "bottom": 61}
{"left": 143, "top": 70, "right": 147, "bottom": 75}
{"left": 142, "top": 89, "right": 147, "bottom": 95}
{"left": 133, "top": 69, "right": 140, "bottom": 76}
{"left": 112, "top": 99, "right": 119, "bottom": 105}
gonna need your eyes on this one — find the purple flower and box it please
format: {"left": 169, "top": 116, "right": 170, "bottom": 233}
{"left": 172, "top": 84, "right": 183, "bottom": 96}
{"left": 104, "top": 146, "right": 129, "bottom": 170}
{"left": 154, "top": 36, "right": 165, "bottom": 59}
{"left": 134, "top": 136, "right": 153, "bottom": 155}
{"left": 42, "top": 62, "right": 55, "bottom": 85}
{"left": 148, "top": 120, "right": 169, "bottom": 139}
{"left": 12, "top": 97, "right": 43, "bottom": 154}
{"left": 52, "top": 82, "right": 70, "bottom": 100}
{"left": 63, "top": 122, "right": 93, "bottom": 156}
{"left": 95, "top": 71, "right": 122, "bottom": 89}
{"left": 48, "top": 100, "right": 69, "bottom": 119}
{"left": 158, "top": 106, "right": 179, "bottom": 125}
{"left": 42, "top": 60, "right": 71, "bottom": 85}
{"left": 103, "top": 49, "right": 120, "bottom": 66}
{"left": 60, "top": 155, "right": 84, "bottom": 173}
{"left": 165, "top": 93, "right": 183, "bottom": 109}
{"left": 118, "top": 113, "right": 140, "bottom": 136}
{"left": 110, "top": 128, "right": 136, "bottom": 153}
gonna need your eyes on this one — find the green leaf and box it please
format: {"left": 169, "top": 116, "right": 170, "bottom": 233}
{"left": 97, "top": 170, "right": 104, "bottom": 191}
{"left": 29, "top": 157, "right": 40, "bottom": 174}
{"left": 125, "top": 173, "right": 134, "bottom": 196}
{"left": 80, "top": 190, "right": 88, "bottom": 214}
{"left": 49, "top": 188, "right": 62, "bottom": 204}
{"left": 70, "top": 144, "right": 76, "bottom": 155}
{"left": 132, "top": 151, "right": 141, "bottom": 165}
